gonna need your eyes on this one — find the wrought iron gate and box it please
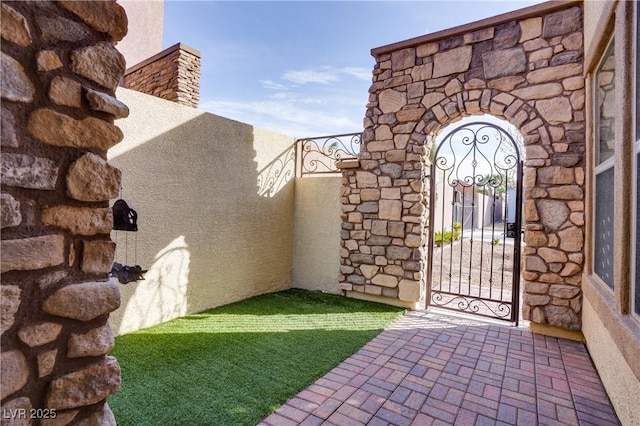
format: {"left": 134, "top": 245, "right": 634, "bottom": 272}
{"left": 427, "top": 122, "right": 523, "bottom": 324}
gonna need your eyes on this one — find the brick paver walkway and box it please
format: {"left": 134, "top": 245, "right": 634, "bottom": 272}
{"left": 259, "top": 310, "right": 619, "bottom": 426}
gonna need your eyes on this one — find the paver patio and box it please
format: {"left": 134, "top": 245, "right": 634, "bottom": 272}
{"left": 259, "top": 310, "right": 619, "bottom": 426}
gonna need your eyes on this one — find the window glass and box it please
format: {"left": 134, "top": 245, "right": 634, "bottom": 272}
{"left": 595, "top": 167, "right": 615, "bottom": 288}
{"left": 596, "top": 40, "right": 616, "bottom": 166}
{"left": 594, "top": 37, "right": 616, "bottom": 289}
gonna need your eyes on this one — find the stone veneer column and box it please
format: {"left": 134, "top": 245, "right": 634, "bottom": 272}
{"left": 340, "top": 4, "right": 587, "bottom": 331}
{"left": 1, "top": 1, "right": 128, "bottom": 423}
{"left": 122, "top": 43, "right": 201, "bottom": 108}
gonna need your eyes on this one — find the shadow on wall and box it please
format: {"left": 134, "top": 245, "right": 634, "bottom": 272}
{"left": 114, "top": 236, "right": 190, "bottom": 335}
{"left": 108, "top": 88, "right": 296, "bottom": 335}
{"left": 257, "top": 146, "right": 295, "bottom": 198}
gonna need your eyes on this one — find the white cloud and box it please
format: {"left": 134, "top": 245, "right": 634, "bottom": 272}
{"left": 339, "top": 67, "right": 371, "bottom": 81}
{"left": 279, "top": 66, "right": 371, "bottom": 86}
{"left": 260, "top": 80, "right": 288, "bottom": 90}
{"left": 199, "top": 65, "right": 372, "bottom": 137}
{"left": 282, "top": 69, "right": 340, "bottom": 85}
{"left": 200, "top": 95, "right": 363, "bottom": 138}
{"left": 269, "top": 91, "right": 297, "bottom": 100}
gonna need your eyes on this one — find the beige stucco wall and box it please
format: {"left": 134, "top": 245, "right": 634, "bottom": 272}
{"left": 432, "top": 171, "right": 455, "bottom": 233}
{"left": 117, "top": 0, "right": 165, "bottom": 67}
{"left": 582, "top": 296, "right": 640, "bottom": 426}
{"left": 108, "top": 88, "right": 295, "bottom": 335}
{"left": 583, "top": 0, "right": 609, "bottom": 55}
{"left": 293, "top": 177, "right": 342, "bottom": 294}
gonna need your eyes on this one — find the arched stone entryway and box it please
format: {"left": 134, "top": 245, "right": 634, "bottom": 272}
{"left": 339, "top": 2, "right": 585, "bottom": 332}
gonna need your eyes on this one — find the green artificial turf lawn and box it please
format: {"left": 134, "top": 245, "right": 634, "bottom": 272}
{"left": 108, "top": 289, "right": 405, "bottom": 426}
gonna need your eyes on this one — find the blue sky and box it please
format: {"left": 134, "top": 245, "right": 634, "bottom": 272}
{"left": 163, "top": 1, "right": 542, "bottom": 138}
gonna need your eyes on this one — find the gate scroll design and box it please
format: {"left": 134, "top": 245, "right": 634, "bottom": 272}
{"left": 427, "top": 122, "right": 523, "bottom": 324}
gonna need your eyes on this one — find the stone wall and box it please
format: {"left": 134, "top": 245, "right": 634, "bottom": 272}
{"left": 340, "top": 2, "right": 587, "bottom": 331}
{"left": 122, "top": 43, "right": 200, "bottom": 108}
{"left": 1, "top": 1, "right": 127, "bottom": 423}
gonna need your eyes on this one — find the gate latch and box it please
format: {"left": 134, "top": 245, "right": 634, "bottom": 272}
{"left": 506, "top": 222, "right": 519, "bottom": 238}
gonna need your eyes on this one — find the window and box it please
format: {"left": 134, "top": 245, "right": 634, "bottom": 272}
{"left": 594, "top": 38, "right": 616, "bottom": 289}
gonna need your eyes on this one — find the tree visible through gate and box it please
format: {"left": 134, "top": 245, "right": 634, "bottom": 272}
{"left": 427, "top": 121, "right": 523, "bottom": 323}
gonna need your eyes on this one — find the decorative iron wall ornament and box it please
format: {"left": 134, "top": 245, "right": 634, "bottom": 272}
{"left": 427, "top": 121, "right": 523, "bottom": 324}
{"left": 111, "top": 197, "right": 145, "bottom": 284}
{"left": 296, "top": 132, "right": 361, "bottom": 175}
{"left": 110, "top": 262, "right": 147, "bottom": 284}
{"left": 112, "top": 199, "right": 138, "bottom": 231}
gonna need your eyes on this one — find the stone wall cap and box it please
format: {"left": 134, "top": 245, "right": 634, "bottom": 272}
{"left": 336, "top": 159, "right": 360, "bottom": 169}
{"left": 123, "top": 42, "right": 201, "bottom": 76}
{"left": 371, "top": 0, "right": 582, "bottom": 57}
